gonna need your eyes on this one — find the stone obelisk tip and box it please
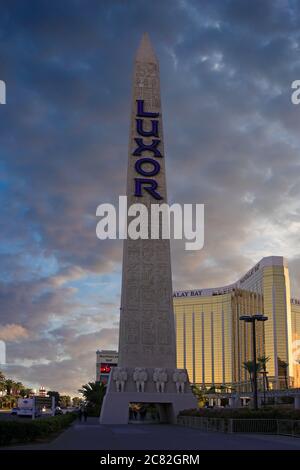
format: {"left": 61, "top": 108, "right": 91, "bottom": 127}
{"left": 135, "top": 32, "right": 157, "bottom": 63}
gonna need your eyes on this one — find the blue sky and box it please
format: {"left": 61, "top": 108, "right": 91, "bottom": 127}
{"left": 1, "top": 0, "right": 300, "bottom": 395}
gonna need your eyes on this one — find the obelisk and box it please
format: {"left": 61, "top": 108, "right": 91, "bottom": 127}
{"left": 100, "top": 34, "right": 197, "bottom": 424}
{"left": 118, "top": 32, "right": 176, "bottom": 369}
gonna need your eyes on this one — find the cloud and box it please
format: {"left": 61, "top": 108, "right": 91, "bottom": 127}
{"left": 0, "top": 324, "right": 29, "bottom": 341}
{"left": 5, "top": 327, "right": 119, "bottom": 395}
{"left": 1, "top": 0, "right": 300, "bottom": 393}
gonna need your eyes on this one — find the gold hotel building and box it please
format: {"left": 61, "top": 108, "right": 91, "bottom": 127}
{"left": 173, "top": 256, "right": 300, "bottom": 390}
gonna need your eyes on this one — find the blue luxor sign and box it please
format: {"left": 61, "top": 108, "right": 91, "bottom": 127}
{"left": 133, "top": 100, "right": 163, "bottom": 200}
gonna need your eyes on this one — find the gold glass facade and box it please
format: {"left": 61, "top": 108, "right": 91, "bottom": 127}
{"left": 291, "top": 299, "right": 300, "bottom": 388}
{"left": 175, "top": 293, "right": 233, "bottom": 386}
{"left": 174, "top": 256, "right": 299, "bottom": 390}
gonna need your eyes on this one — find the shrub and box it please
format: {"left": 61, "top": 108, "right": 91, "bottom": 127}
{"left": 0, "top": 413, "right": 76, "bottom": 446}
{"left": 178, "top": 407, "right": 300, "bottom": 420}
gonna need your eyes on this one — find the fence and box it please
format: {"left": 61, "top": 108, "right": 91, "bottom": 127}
{"left": 177, "top": 416, "right": 230, "bottom": 433}
{"left": 177, "top": 415, "right": 300, "bottom": 436}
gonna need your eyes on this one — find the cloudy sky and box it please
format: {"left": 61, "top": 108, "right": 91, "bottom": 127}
{"left": 1, "top": 0, "right": 300, "bottom": 395}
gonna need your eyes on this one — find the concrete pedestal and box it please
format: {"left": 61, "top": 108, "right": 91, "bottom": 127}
{"left": 100, "top": 391, "right": 197, "bottom": 424}
{"left": 100, "top": 367, "right": 197, "bottom": 425}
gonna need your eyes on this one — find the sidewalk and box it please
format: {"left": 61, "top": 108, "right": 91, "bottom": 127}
{"left": 3, "top": 417, "right": 300, "bottom": 450}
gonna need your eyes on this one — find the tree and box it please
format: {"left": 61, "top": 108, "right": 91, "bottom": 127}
{"left": 243, "top": 360, "right": 262, "bottom": 392}
{"left": 0, "top": 371, "right": 6, "bottom": 394}
{"left": 278, "top": 358, "right": 289, "bottom": 389}
{"left": 60, "top": 395, "right": 71, "bottom": 408}
{"left": 78, "top": 381, "right": 106, "bottom": 415}
{"left": 5, "top": 379, "right": 14, "bottom": 396}
{"left": 258, "top": 356, "right": 270, "bottom": 391}
{"left": 48, "top": 391, "right": 60, "bottom": 407}
{"left": 12, "top": 381, "right": 24, "bottom": 396}
{"left": 72, "top": 396, "right": 83, "bottom": 407}
{"left": 191, "top": 385, "right": 206, "bottom": 408}
{"left": 0, "top": 395, "right": 17, "bottom": 409}
{"left": 19, "top": 387, "right": 33, "bottom": 398}
{"left": 0, "top": 374, "right": 32, "bottom": 408}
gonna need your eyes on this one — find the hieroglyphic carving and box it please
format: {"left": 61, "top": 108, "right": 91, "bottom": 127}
{"left": 158, "top": 321, "right": 172, "bottom": 346}
{"left": 141, "top": 320, "right": 156, "bottom": 345}
{"left": 125, "top": 319, "right": 140, "bottom": 344}
{"left": 118, "top": 34, "right": 176, "bottom": 369}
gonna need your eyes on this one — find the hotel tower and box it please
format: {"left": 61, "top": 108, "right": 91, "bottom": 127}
{"left": 173, "top": 256, "right": 300, "bottom": 390}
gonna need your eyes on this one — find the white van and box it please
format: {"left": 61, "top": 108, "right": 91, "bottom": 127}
{"left": 17, "top": 398, "right": 40, "bottom": 417}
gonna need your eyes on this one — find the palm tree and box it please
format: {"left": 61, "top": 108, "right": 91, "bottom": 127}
{"left": 78, "top": 381, "right": 106, "bottom": 414}
{"left": 191, "top": 385, "right": 206, "bottom": 407}
{"left": 278, "top": 358, "right": 289, "bottom": 389}
{"left": 258, "top": 356, "right": 270, "bottom": 391}
{"left": 0, "top": 371, "right": 6, "bottom": 394}
{"left": 1, "top": 394, "right": 17, "bottom": 409}
{"left": 243, "top": 360, "right": 262, "bottom": 392}
{"left": 5, "top": 379, "right": 14, "bottom": 396}
{"left": 12, "top": 381, "right": 24, "bottom": 396}
{"left": 19, "top": 387, "right": 33, "bottom": 398}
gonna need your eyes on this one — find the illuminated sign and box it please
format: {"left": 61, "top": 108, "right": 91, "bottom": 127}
{"left": 100, "top": 364, "right": 112, "bottom": 374}
{"left": 133, "top": 100, "right": 163, "bottom": 200}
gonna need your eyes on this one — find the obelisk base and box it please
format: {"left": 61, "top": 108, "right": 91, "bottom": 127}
{"left": 100, "top": 367, "right": 197, "bottom": 425}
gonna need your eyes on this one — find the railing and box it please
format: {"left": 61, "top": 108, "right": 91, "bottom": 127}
{"left": 177, "top": 415, "right": 300, "bottom": 436}
{"left": 177, "top": 416, "right": 230, "bottom": 432}
{"left": 277, "top": 420, "right": 300, "bottom": 437}
{"left": 231, "top": 419, "right": 277, "bottom": 433}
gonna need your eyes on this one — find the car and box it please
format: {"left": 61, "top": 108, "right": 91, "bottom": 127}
{"left": 10, "top": 407, "right": 19, "bottom": 415}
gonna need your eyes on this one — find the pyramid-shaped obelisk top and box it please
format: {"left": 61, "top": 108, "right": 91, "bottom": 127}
{"left": 135, "top": 32, "right": 157, "bottom": 63}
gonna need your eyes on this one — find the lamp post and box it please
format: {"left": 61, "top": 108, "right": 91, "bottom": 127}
{"left": 239, "top": 314, "right": 268, "bottom": 410}
{"left": 260, "top": 370, "right": 268, "bottom": 406}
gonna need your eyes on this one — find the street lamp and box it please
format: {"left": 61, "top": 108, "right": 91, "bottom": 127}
{"left": 239, "top": 314, "right": 268, "bottom": 410}
{"left": 260, "top": 370, "right": 269, "bottom": 406}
